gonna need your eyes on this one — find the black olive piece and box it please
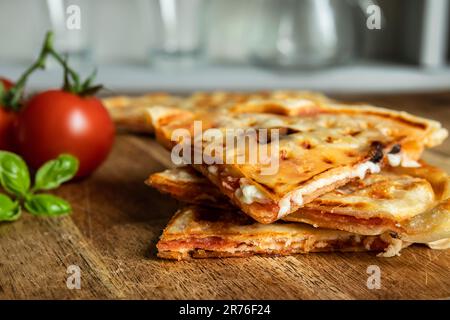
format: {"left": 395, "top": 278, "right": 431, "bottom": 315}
{"left": 388, "top": 144, "right": 401, "bottom": 154}
{"left": 369, "top": 141, "right": 384, "bottom": 163}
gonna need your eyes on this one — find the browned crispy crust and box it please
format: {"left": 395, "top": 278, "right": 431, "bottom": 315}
{"left": 148, "top": 164, "right": 449, "bottom": 240}
{"left": 146, "top": 168, "right": 231, "bottom": 209}
{"left": 283, "top": 210, "right": 402, "bottom": 236}
{"left": 103, "top": 90, "right": 332, "bottom": 133}
{"left": 102, "top": 93, "right": 181, "bottom": 133}
{"left": 156, "top": 207, "right": 401, "bottom": 260}
{"left": 157, "top": 240, "right": 388, "bottom": 260}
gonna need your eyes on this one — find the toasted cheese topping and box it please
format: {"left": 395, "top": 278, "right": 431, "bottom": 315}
{"left": 160, "top": 168, "right": 202, "bottom": 182}
{"left": 354, "top": 161, "right": 381, "bottom": 179}
{"left": 387, "top": 152, "right": 421, "bottom": 168}
{"left": 377, "top": 233, "right": 404, "bottom": 257}
{"left": 401, "top": 156, "right": 421, "bottom": 168}
{"left": 235, "top": 182, "right": 267, "bottom": 205}
{"left": 277, "top": 160, "right": 381, "bottom": 218}
{"left": 387, "top": 153, "right": 402, "bottom": 167}
{"left": 207, "top": 165, "right": 218, "bottom": 175}
{"left": 278, "top": 197, "right": 292, "bottom": 216}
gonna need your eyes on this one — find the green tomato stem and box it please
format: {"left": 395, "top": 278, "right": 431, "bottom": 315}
{"left": 2, "top": 30, "right": 100, "bottom": 111}
{"left": 5, "top": 31, "right": 53, "bottom": 111}
{"left": 47, "top": 48, "right": 82, "bottom": 93}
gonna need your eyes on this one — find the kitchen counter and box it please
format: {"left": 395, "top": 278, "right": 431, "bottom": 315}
{"left": 2, "top": 63, "right": 450, "bottom": 94}
{"left": 0, "top": 91, "right": 449, "bottom": 299}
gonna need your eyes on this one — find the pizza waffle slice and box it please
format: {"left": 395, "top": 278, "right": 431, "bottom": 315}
{"left": 147, "top": 164, "right": 450, "bottom": 247}
{"left": 148, "top": 98, "right": 447, "bottom": 224}
{"left": 102, "top": 92, "right": 183, "bottom": 133}
{"left": 156, "top": 206, "right": 409, "bottom": 260}
{"left": 102, "top": 90, "right": 330, "bottom": 133}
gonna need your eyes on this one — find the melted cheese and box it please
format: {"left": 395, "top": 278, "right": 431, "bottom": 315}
{"left": 387, "top": 153, "right": 401, "bottom": 167}
{"left": 235, "top": 184, "right": 267, "bottom": 205}
{"left": 387, "top": 152, "right": 421, "bottom": 168}
{"left": 207, "top": 165, "right": 218, "bottom": 175}
{"left": 377, "top": 233, "right": 404, "bottom": 257}
{"left": 161, "top": 168, "right": 202, "bottom": 182}
{"left": 277, "top": 160, "right": 381, "bottom": 218}
{"left": 278, "top": 197, "right": 292, "bottom": 216}
{"left": 401, "top": 156, "right": 421, "bottom": 168}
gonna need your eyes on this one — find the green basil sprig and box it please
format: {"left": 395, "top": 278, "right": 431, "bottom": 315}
{"left": 0, "top": 152, "right": 30, "bottom": 197}
{"left": 0, "top": 151, "right": 78, "bottom": 222}
{"left": 34, "top": 154, "right": 79, "bottom": 191}
{"left": 25, "top": 194, "right": 71, "bottom": 216}
{"left": 0, "top": 193, "right": 21, "bottom": 221}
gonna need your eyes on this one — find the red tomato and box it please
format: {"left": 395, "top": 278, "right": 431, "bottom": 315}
{"left": 0, "top": 78, "right": 13, "bottom": 90}
{"left": 0, "top": 108, "right": 17, "bottom": 151}
{"left": 16, "top": 90, "right": 115, "bottom": 178}
{"left": 0, "top": 78, "right": 17, "bottom": 151}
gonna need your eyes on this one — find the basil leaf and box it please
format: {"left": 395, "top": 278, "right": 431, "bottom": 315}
{"left": 24, "top": 194, "right": 71, "bottom": 216}
{"left": 0, "top": 151, "right": 30, "bottom": 197}
{"left": 0, "top": 193, "right": 21, "bottom": 221}
{"left": 34, "top": 154, "right": 79, "bottom": 191}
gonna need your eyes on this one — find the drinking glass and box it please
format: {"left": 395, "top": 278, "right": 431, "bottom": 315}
{"left": 147, "top": 0, "right": 206, "bottom": 69}
{"left": 248, "top": 0, "right": 381, "bottom": 69}
{"left": 46, "top": 0, "right": 92, "bottom": 67}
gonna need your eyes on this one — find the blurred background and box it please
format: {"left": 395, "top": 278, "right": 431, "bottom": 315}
{"left": 0, "top": 0, "right": 449, "bottom": 93}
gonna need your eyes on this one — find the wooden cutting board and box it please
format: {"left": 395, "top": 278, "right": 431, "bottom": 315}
{"left": 1, "top": 92, "right": 449, "bottom": 299}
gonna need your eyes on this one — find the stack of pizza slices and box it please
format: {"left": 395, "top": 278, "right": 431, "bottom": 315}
{"left": 104, "top": 91, "right": 450, "bottom": 260}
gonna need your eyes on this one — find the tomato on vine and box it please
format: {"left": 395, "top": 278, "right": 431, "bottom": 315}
{"left": 1, "top": 31, "right": 115, "bottom": 178}
{"left": 15, "top": 32, "right": 115, "bottom": 178}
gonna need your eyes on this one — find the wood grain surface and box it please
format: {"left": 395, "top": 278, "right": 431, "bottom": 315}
{"left": 1, "top": 92, "right": 449, "bottom": 299}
